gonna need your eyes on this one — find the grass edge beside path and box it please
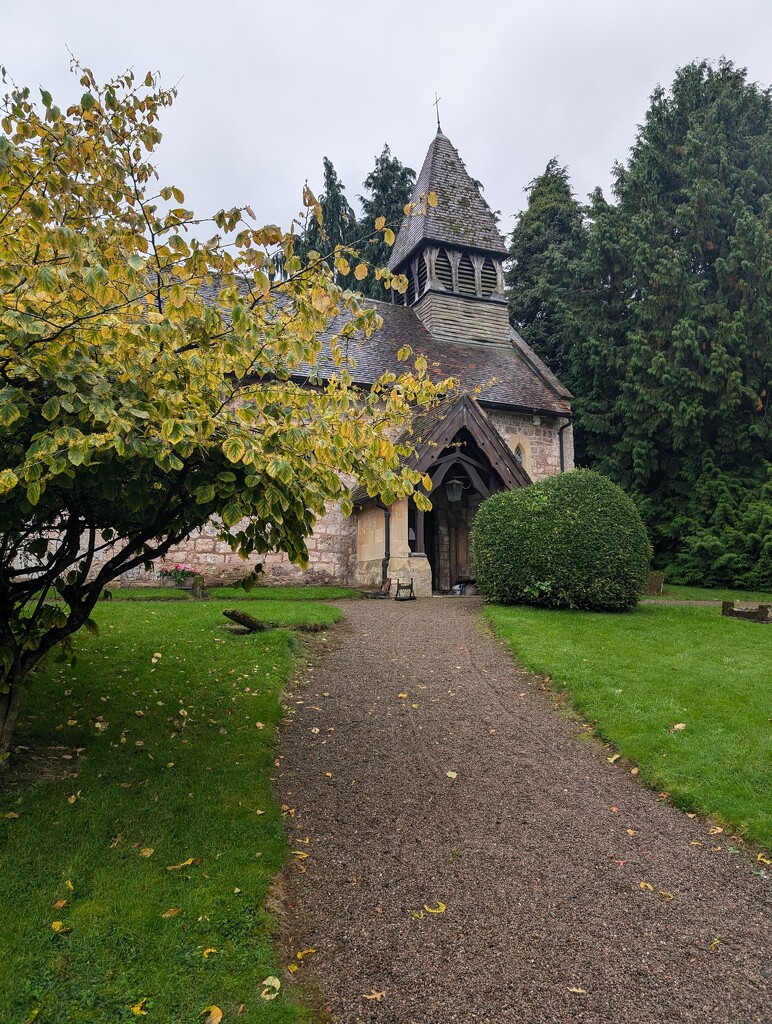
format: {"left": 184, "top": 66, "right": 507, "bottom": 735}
{"left": 0, "top": 596, "right": 343, "bottom": 1024}
{"left": 484, "top": 602, "right": 772, "bottom": 851}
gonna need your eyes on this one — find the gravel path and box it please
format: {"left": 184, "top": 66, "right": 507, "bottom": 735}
{"left": 278, "top": 598, "right": 770, "bottom": 1024}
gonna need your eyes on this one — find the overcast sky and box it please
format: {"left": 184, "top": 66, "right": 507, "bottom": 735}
{"left": 3, "top": 1, "right": 770, "bottom": 240}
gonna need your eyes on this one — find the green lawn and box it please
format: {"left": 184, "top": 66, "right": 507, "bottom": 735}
{"left": 485, "top": 603, "right": 772, "bottom": 848}
{"left": 1, "top": 596, "right": 342, "bottom": 1023}
{"left": 646, "top": 583, "right": 772, "bottom": 603}
{"left": 108, "top": 584, "right": 358, "bottom": 603}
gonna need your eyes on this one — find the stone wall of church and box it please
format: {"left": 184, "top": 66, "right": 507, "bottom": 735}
{"left": 113, "top": 502, "right": 357, "bottom": 588}
{"left": 486, "top": 410, "right": 574, "bottom": 481}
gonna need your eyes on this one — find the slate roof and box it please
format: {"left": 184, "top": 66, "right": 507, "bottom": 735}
{"left": 389, "top": 130, "right": 508, "bottom": 270}
{"left": 295, "top": 298, "right": 572, "bottom": 415}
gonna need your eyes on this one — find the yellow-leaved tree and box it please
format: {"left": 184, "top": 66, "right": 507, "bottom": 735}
{"left": 0, "top": 63, "right": 452, "bottom": 764}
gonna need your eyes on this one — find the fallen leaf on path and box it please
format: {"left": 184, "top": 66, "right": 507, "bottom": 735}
{"left": 288, "top": 963, "right": 299, "bottom": 973}
{"left": 397, "top": 693, "right": 408, "bottom": 699}
{"left": 639, "top": 881, "right": 654, "bottom": 891}
{"left": 424, "top": 902, "right": 446, "bottom": 914}
{"left": 626, "top": 829, "right": 637, "bottom": 836}
{"left": 607, "top": 753, "right": 620, "bottom": 763}
{"left": 567, "top": 987, "right": 587, "bottom": 994}
{"left": 260, "top": 976, "right": 281, "bottom": 1000}
{"left": 630, "top": 767, "right": 639, "bottom": 776}
{"left": 199, "top": 1007, "right": 222, "bottom": 1024}
{"left": 610, "top": 806, "right": 619, "bottom": 813}
{"left": 690, "top": 841, "right": 703, "bottom": 846}
{"left": 296, "top": 948, "right": 316, "bottom": 960}
{"left": 362, "top": 990, "right": 386, "bottom": 1002}
{"left": 131, "top": 998, "right": 149, "bottom": 1016}
{"left": 310, "top": 727, "right": 320, "bottom": 734}
{"left": 659, "top": 890, "right": 674, "bottom": 900}
{"left": 709, "top": 827, "right": 723, "bottom": 835}
{"left": 446, "top": 771, "right": 457, "bottom": 779}
{"left": 709, "top": 935, "right": 724, "bottom": 952}
{"left": 686, "top": 813, "right": 696, "bottom": 818}
{"left": 757, "top": 853, "right": 771, "bottom": 865}
{"left": 292, "top": 851, "right": 308, "bottom": 859}
{"left": 412, "top": 910, "right": 424, "bottom": 919}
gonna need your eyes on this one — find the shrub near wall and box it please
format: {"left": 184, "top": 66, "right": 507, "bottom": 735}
{"left": 473, "top": 469, "right": 651, "bottom": 611}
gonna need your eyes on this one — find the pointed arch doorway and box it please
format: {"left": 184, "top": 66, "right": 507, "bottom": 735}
{"left": 407, "top": 396, "right": 531, "bottom": 593}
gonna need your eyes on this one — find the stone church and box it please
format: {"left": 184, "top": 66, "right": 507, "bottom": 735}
{"left": 163, "top": 130, "right": 574, "bottom": 596}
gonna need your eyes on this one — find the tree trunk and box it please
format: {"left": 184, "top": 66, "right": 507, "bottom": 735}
{"left": 0, "top": 670, "right": 23, "bottom": 772}
{"left": 222, "top": 609, "right": 270, "bottom": 632}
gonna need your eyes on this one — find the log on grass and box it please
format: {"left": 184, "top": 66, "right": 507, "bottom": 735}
{"left": 222, "top": 609, "right": 271, "bottom": 632}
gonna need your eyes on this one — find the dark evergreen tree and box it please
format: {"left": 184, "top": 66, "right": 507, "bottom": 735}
{"left": 506, "top": 158, "right": 586, "bottom": 378}
{"left": 296, "top": 157, "right": 358, "bottom": 287}
{"left": 568, "top": 60, "right": 771, "bottom": 585}
{"left": 356, "top": 144, "right": 415, "bottom": 298}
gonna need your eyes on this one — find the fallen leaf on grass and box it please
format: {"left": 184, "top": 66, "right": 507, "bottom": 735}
{"left": 160, "top": 908, "right": 181, "bottom": 918}
{"left": 362, "top": 990, "right": 386, "bottom": 1002}
{"left": 53, "top": 899, "right": 68, "bottom": 910}
{"left": 424, "top": 902, "right": 446, "bottom": 914}
{"left": 131, "top": 998, "right": 149, "bottom": 1016}
{"left": 260, "top": 976, "right": 281, "bottom": 1000}
{"left": 639, "top": 881, "right": 654, "bottom": 891}
{"left": 166, "top": 857, "right": 195, "bottom": 871}
{"left": 65, "top": 880, "right": 73, "bottom": 891}
{"left": 672, "top": 723, "right": 687, "bottom": 731}
{"left": 296, "top": 948, "right": 316, "bottom": 960}
{"left": 199, "top": 1008, "right": 222, "bottom": 1024}
{"left": 567, "top": 987, "right": 587, "bottom": 995}
{"left": 140, "top": 848, "right": 154, "bottom": 858}
{"left": 5, "top": 811, "right": 19, "bottom": 820}
{"left": 51, "top": 921, "right": 71, "bottom": 934}
{"left": 202, "top": 948, "right": 217, "bottom": 958}
{"left": 255, "top": 722, "right": 265, "bottom": 729}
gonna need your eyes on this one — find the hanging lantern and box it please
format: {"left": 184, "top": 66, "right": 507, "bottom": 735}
{"left": 445, "top": 479, "right": 463, "bottom": 503}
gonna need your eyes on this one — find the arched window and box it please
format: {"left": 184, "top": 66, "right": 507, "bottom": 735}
{"left": 458, "top": 253, "right": 476, "bottom": 295}
{"left": 435, "top": 248, "right": 453, "bottom": 291}
{"left": 481, "top": 257, "right": 498, "bottom": 297}
{"left": 514, "top": 444, "right": 523, "bottom": 464}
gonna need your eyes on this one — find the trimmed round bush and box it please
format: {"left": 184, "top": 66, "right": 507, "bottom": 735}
{"left": 472, "top": 469, "right": 652, "bottom": 611}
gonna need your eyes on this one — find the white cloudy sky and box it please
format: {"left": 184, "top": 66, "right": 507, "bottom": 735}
{"left": 3, "top": 0, "right": 770, "bottom": 239}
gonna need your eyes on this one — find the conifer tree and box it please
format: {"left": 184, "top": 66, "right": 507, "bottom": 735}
{"left": 297, "top": 157, "right": 358, "bottom": 286}
{"left": 356, "top": 145, "right": 415, "bottom": 298}
{"left": 506, "top": 158, "right": 586, "bottom": 378}
{"left": 568, "top": 60, "right": 771, "bottom": 585}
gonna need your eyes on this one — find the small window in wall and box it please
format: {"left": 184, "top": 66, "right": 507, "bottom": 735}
{"left": 481, "top": 257, "right": 498, "bottom": 297}
{"left": 436, "top": 248, "right": 453, "bottom": 291}
{"left": 514, "top": 444, "right": 523, "bottom": 464}
{"left": 458, "top": 253, "right": 476, "bottom": 295}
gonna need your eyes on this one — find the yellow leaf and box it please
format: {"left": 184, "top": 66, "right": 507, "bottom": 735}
{"left": 5, "top": 811, "right": 19, "bottom": 819}
{"left": 446, "top": 771, "right": 457, "bottom": 779}
{"left": 288, "top": 963, "right": 299, "bottom": 973}
{"left": 659, "top": 890, "right": 674, "bottom": 900}
{"left": 260, "top": 976, "right": 281, "bottom": 1000}
{"left": 295, "top": 948, "right": 316, "bottom": 960}
{"left": 427, "top": 191, "right": 438, "bottom": 207}
{"left": 140, "top": 848, "right": 154, "bottom": 858}
{"left": 65, "top": 880, "right": 73, "bottom": 891}
{"left": 626, "top": 829, "right": 637, "bottom": 836}
{"left": 51, "top": 920, "right": 71, "bottom": 933}
{"left": 353, "top": 263, "right": 368, "bottom": 281}
{"left": 53, "top": 899, "right": 68, "bottom": 910}
{"left": 639, "top": 881, "right": 654, "bottom": 891}
{"left": 403, "top": 202, "right": 414, "bottom": 215}
{"left": 292, "top": 851, "right": 308, "bottom": 859}
{"left": 709, "top": 827, "right": 724, "bottom": 835}
{"left": 397, "top": 693, "right": 408, "bottom": 699}
{"left": 160, "top": 907, "right": 181, "bottom": 918}
{"left": 607, "top": 753, "right": 620, "bottom": 763}
{"left": 202, "top": 948, "right": 217, "bottom": 958}
{"left": 424, "top": 901, "right": 446, "bottom": 914}
{"left": 362, "top": 990, "right": 386, "bottom": 1002}
{"left": 567, "top": 987, "right": 587, "bottom": 995}
{"left": 383, "top": 227, "right": 395, "bottom": 246}
{"left": 131, "top": 997, "right": 149, "bottom": 1016}
{"left": 166, "top": 857, "right": 195, "bottom": 870}
{"left": 199, "top": 1008, "right": 223, "bottom": 1024}
{"left": 672, "top": 723, "right": 686, "bottom": 730}
{"left": 374, "top": 216, "right": 386, "bottom": 231}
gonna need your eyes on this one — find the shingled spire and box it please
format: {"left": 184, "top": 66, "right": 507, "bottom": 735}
{"left": 388, "top": 131, "right": 509, "bottom": 346}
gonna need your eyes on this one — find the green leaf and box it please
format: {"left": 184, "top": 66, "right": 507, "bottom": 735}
{"left": 222, "top": 438, "right": 246, "bottom": 464}
{"left": 80, "top": 92, "right": 95, "bottom": 111}
{"left": 26, "top": 480, "right": 41, "bottom": 506}
{"left": 195, "top": 483, "right": 216, "bottom": 505}
{"left": 41, "top": 397, "right": 60, "bottom": 421}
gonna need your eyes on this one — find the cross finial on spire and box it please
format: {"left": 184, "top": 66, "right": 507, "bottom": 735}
{"left": 433, "top": 92, "right": 442, "bottom": 132}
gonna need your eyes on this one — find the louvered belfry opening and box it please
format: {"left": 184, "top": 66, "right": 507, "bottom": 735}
{"left": 481, "top": 257, "right": 498, "bottom": 297}
{"left": 435, "top": 248, "right": 453, "bottom": 291}
{"left": 417, "top": 251, "right": 428, "bottom": 296}
{"left": 458, "top": 253, "right": 476, "bottom": 295}
{"left": 406, "top": 264, "right": 417, "bottom": 305}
